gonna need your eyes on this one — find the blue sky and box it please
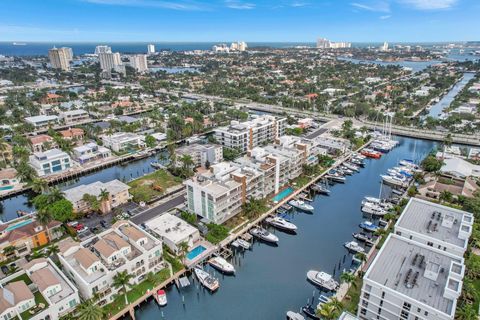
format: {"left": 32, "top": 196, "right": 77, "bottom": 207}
{"left": 0, "top": 0, "right": 478, "bottom": 42}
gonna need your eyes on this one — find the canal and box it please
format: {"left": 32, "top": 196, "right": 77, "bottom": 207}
{"left": 427, "top": 72, "right": 476, "bottom": 118}
{"left": 130, "top": 136, "right": 436, "bottom": 320}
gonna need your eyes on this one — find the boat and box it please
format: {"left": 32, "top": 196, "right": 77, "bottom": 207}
{"left": 266, "top": 216, "right": 297, "bottom": 232}
{"left": 155, "top": 289, "right": 167, "bottom": 306}
{"left": 325, "top": 172, "right": 346, "bottom": 183}
{"left": 150, "top": 161, "right": 164, "bottom": 169}
{"left": 352, "top": 232, "right": 374, "bottom": 245}
{"left": 209, "top": 256, "right": 235, "bottom": 275}
{"left": 307, "top": 271, "right": 339, "bottom": 291}
{"left": 249, "top": 227, "right": 279, "bottom": 244}
{"left": 361, "top": 148, "right": 381, "bottom": 159}
{"left": 381, "top": 174, "right": 409, "bottom": 187}
{"left": 311, "top": 184, "right": 330, "bottom": 195}
{"left": 289, "top": 200, "right": 314, "bottom": 212}
{"left": 338, "top": 167, "right": 353, "bottom": 175}
{"left": 350, "top": 158, "right": 365, "bottom": 167}
{"left": 361, "top": 204, "right": 387, "bottom": 216}
{"left": 359, "top": 221, "right": 379, "bottom": 232}
{"left": 280, "top": 204, "right": 293, "bottom": 211}
{"left": 343, "top": 162, "right": 359, "bottom": 172}
{"left": 232, "top": 238, "right": 251, "bottom": 250}
{"left": 318, "top": 294, "right": 331, "bottom": 304}
{"left": 344, "top": 241, "right": 365, "bottom": 253}
{"left": 302, "top": 303, "right": 320, "bottom": 319}
{"left": 194, "top": 267, "right": 219, "bottom": 292}
{"left": 12, "top": 42, "right": 27, "bottom": 46}
{"left": 287, "top": 311, "right": 306, "bottom": 320}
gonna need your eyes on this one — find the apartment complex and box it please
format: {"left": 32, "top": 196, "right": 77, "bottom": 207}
{"left": 147, "top": 44, "right": 155, "bottom": 54}
{"left": 175, "top": 143, "right": 223, "bottom": 168}
{"left": 28, "top": 148, "right": 73, "bottom": 176}
{"left": 58, "top": 220, "right": 163, "bottom": 304}
{"left": 98, "top": 52, "right": 123, "bottom": 73}
{"left": 358, "top": 198, "right": 473, "bottom": 320}
{"left": 129, "top": 54, "right": 148, "bottom": 72}
{"left": 316, "top": 38, "right": 352, "bottom": 49}
{"left": 25, "top": 115, "right": 59, "bottom": 130}
{"left": 64, "top": 179, "right": 131, "bottom": 214}
{"left": 95, "top": 45, "right": 112, "bottom": 54}
{"left": 214, "top": 115, "right": 286, "bottom": 152}
{"left": 101, "top": 132, "right": 145, "bottom": 152}
{"left": 58, "top": 109, "right": 90, "bottom": 125}
{"left": 48, "top": 47, "right": 72, "bottom": 71}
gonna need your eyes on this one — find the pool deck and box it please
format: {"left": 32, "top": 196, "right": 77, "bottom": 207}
{"left": 184, "top": 241, "right": 215, "bottom": 269}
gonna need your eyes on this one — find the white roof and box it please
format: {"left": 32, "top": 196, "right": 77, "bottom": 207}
{"left": 25, "top": 115, "right": 58, "bottom": 123}
{"left": 64, "top": 179, "right": 129, "bottom": 203}
{"left": 145, "top": 213, "right": 199, "bottom": 245}
{"left": 440, "top": 157, "right": 480, "bottom": 178}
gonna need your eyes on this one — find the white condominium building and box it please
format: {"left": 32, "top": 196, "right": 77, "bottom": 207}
{"left": 95, "top": 45, "right": 112, "bottom": 54}
{"left": 316, "top": 38, "right": 351, "bottom": 49}
{"left": 58, "top": 109, "right": 90, "bottom": 125}
{"left": 48, "top": 47, "right": 72, "bottom": 71}
{"left": 175, "top": 143, "right": 223, "bottom": 168}
{"left": 25, "top": 115, "right": 59, "bottom": 130}
{"left": 147, "top": 44, "right": 155, "bottom": 54}
{"left": 101, "top": 132, "right": 145, "bottom": 152}
{"left": 57, "top": 221, "right": 163, "bottom": 304}
{"left": 29, "top": 149, "right": 73, "bottom": 176}
{"left": 214, "top": 115, "right": 286, "bottom": 152}
{"left": 99, "top": 52, "right": 123, "bottom": 73}
{"left": 129, "top": 54, "right": 148, "bottom": 72}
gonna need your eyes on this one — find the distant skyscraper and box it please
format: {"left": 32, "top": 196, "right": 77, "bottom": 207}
{"left": 147, "top": 44, "right": 155, "bottom": 54}
{"left": 95, "top": 45, "right": 112, "bottom": 55}
{"left": 380, "top": 41, "right": 389, "bottom": 51}
{"left": 99, "top": 52, "right": 122, "bottom": 73}
{"left": 316, "top": 38, "right": 351, "bottom": 49}
{"left": 62, "top": 47, "right": 73, "bottom": 62}
{"left": 48, "top": 47, "right": 71, "bottom": 71}
{"left": 129, "top": 54, "right": 148, "bottom": 72}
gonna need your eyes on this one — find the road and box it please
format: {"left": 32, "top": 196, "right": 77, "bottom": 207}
{"left": 131, "top": 193, "right": 186, "bottom": 225}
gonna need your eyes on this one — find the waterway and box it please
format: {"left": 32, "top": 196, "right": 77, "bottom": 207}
{"left": 338, "top": 57, "right": 440, "bottom": 73}
{"left": 427, "top": 72, "right": 476, "bottom": 118}
{"left": 129, "top": 136, "right": 436, "bottom": 320}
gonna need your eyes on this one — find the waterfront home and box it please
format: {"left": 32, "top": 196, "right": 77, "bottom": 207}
{"left": 28, "top": 134, "right": 56, "bottom": 153}
{"left": 0, "top": 168, "right": 21, "bottom": 192}
{"left": 40, "top": 93, "right": 62, "bottom": 104}
{"left": 145, "top": 212, "right": 201, "bottom": 254}
{"left": 101, "top": 132, "right": 145, "bottom": 153}
{"left": 0, "top": 217, "right": 63, "bottom": 261}
{"left": 359, "top": 234, "right": 465, "bottom": 320}
{"left": 64, "top": 179, "right": 130, "bottom": 214}
{"left": 312, "top": 135, "right": 350, "bottom": 154}
{"left": 418, "top": 174, "right": 478, "bottom": 200}
{"left": 394, "top": 197, "right": 473, "bottom": 258}
{"left": 59, "top": 109, "right": 90, "bottom": 125}
{"left": 439, "top": 157, "right": 480, "bottom": 179}
{"left": 175, "top": 143, "right": 223, "bottom": 168}
{"left": 72, "top": 142, "right": 111, "bottom": 164}
{"left": 57, "top": 220, "right": 163, "bottom": 303}
{"left": 214, "top": 115, "right": 286, "bottom": 152}
{"left": 23, "top": 258, "right": 80, "bottom": 319}
{"left": 28, "top": 149, "right": 73, "bottom": 177}
{"left": 59, "top": 128, "right": 85, "bottom": 142}
{"left": 0, "top": 281, "right": 37, "bottom": 319}
{"left": 25, "top": 115, "right": 59, "bottom": 130}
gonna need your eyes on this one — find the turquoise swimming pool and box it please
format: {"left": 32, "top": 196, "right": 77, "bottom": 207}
{"left": 0, "top": 185, "right": 13, "bottom": 191}
{"left": 272, "top": 187, "right": 294, "bottom": 202}
{"left": 6, "top": 219, "right": 33, "bottom": 232}
{"left": 186, "top": 245, "right": 206, "bottom": 260}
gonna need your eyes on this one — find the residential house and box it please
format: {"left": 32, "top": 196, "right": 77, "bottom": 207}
{"left": 29, "top": 134, "right": 56, "bottom": 153}
{"left": 58, "top": 109, "right": 90, "bottom": 125}
{"left": 175, "top": 143, "right": 223, "bottom": 168}
{"left": 102, "top": 132, "right": 145, "bottom": 153}
{"left": 59, "top": 128, "right": 85, "bottom": 142}
{"left": 28, "top": 149, "right": 73, "bottom": 176}
{"left": 0, "top": 168, "right": 20, "bottom": 192}
{"left": 72, "top": 142, "right": 111, "bottom": 164}
{"left": 25, "top": 115, "right": 59, "bottom": 130}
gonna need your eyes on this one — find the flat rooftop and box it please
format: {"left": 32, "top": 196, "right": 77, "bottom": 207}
{"left": 365, "top": 234, "right": 463, "bottom": 316}
{"left": 395, "top": 198, "right": 474, "bottom": 248}
{"left": 145, "top": 212, "right": 198, "bottom": 244}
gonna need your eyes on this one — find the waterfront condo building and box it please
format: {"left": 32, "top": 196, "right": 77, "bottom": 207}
{"left": 175, "top": 143, "right": 223, "bottom": 168}
{"left": 28, "top": 148, "right": 73, "bottom": 176}
{"left": 64, "top": 179, "right": 131, "bottom": 214}
{"left": 72, "top": 142, "right": 111, "bottom": 164}
{"left": 98, "top": 52, "right": 123, "bottom": 73}
{"left": 95, "top": 45, "right": 112, "bottom": 54}
{"left": 129, "top": 54, "right": 148, "bottom": 72}
{"left": 58, "top": 109, "right": 90, "bottom": 125}
{"left": 48, "top": 47, "right": 71, "bottom": 71}
{"left": 57, "top": 220, "right": 163, "bottom": 303}
{"left": 25, "top": 115, "right": 59, "bottom": 130}
{"left": 214, "top": 115, "right": 286, "bottom": 152}
{"left": 101, "top": 132, "right": 145, "bottom": 153}
{"left": 147, "top": 44, "right": 155, "bottom": 54}
{"left": 358, "top": 199, "right": 473, "bottom": 320}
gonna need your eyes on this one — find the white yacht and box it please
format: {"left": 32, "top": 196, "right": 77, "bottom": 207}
{"left": 250, "top": 227, "right": 279, "bottom": 244}
{"left": 232, "top": 238, "right": 251, "bottom": 250}
{"left": 194, "top": 267, "right": 220, "bottom": 292}
{"left": 265, "top": 216, "right": 297, "bottom": 232}
{"left": 155, "top": 289, "right": 167, "bottom": 306}
{"left": 286, "top": 311, "right": 305, "bottom": 320}
{"left": 344, "top": 241, "right": 365, "bottom": 253}
{"left": 289, "top": 200, "right": 314, "bottom": 212}
{"left": 209, "top": 257, "right": 235, "bottom": 275}
{"left": 361, "top": 204, "right": 387, "bottom": 216}
{"left": 381, "top": 174, "right": 408, "bottom": 187}
{"left": 306, "top": 270, "right": 339, "bottom": 291}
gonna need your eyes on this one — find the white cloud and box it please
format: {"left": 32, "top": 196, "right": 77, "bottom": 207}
{"left": 290, "top": 1, "right": 309, "bottom": 7}
{"left": 351, "top": 1, "right": 390, "bottom": 13}
{"left": 397, "top": 0, "right": 458, "bottom": 10}
{"left": 224, "top": 0, "right": 255, "bottom": 9}
{"left": 82, "top": 0, "right": 207, "bottom": 11}
{"left": 380, "top": 14, "right": 391, "bottom": 19}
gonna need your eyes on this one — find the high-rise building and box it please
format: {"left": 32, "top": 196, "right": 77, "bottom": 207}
{"left": 62, "top": 47, "right": 73, "bottom": 62}
{"left": 380, "top": 41, "right": 389, "bottom": 51}
{"left": 147, "top": 44, "right": 155, "bottom": 54}
{"left": 48, "top": 47, "right": 71, "bottom": 71}
{"left": 316, "top": 38, "right": 351, "bottom": 49}
{"left": 98, "top": 52, "right": 123, "bottom": 73}
{"left": 128, "top": 54, "right": 148, "bottom": 72}
{"left": 95, "top": 45, "right": 112, "bottom": 54}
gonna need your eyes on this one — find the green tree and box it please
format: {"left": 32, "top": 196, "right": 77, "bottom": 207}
{"left": 48, "top": 199, "right": 74, "bottom": 222}
{"left": 77, "top": 299, "right": 104, "bottom": 320}
{"left": 421, "top": 155, "right": 443, "bottom": 173}
{"left": 31, "top": 178, "right": 49, "bottom": 194}
{"left": 36, "top": 208, "right": 53, "bottom": 240}
{"left": 223, "top": 147, "right": 240, "bottom": 161}
{"left": 317, "top": 302, "right": 339, "bottom": 320}
{"left": 178, "top": 241, "right": 190, "bottom": 262}
{"left": 145, "top": 135, "right": 157, "bottom": 148}
{"left": 48, "top": 187, "right": 65, "bottom": 204}
{"left": 82, "top": 194, "right": 100, "bottom": 212}
{"left": 456, "top": 303, "right": 477, "bottom": 320}
{"left": 112, "top": 270, "right": 134, "bottom": 305}
{"left": 340, "top": 271, "right": 357, "bottom": 287}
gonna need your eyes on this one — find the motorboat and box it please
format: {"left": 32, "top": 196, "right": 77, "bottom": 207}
{"left": 289, "top": 200, "right": 314, "bottom": 212}
{"left": 399, "top": 159, "right": 419, "bottom": 170}
{"left": 350, "top": 157, "right": 365, "bottom": 167}
{"left": 306, "top": 271, "right": 339, "bottom": 291}
{"left": 361, "top": 148, "right": 381, "bottom": 159}
{"left": 208, "top": 256, "right": 235, "bottom": 275}
{"left": 155, "top": 289, "right": 167, "bottom": 306}
{"left": 286, "top": 311, "right": 305, "bottom": 320}
{"left": 266, "top": 216, "right": 297, "bottom": 232}
{"left": 281, "top": 204, "right": 293, "bottom": 211}
{"left": 352, "top": 232, "right": 374, "bottom": 245}
{"left": 381, "top": 174, "right": 409, "bottom": 187}
{"left": 325, "top": 172, "right": 346, "bottom": 183}
{"left": 343, "top": 162, "right": 359, "bottom": 172}
{"left": 232, "top": 238, "right": 251, "bottom": 250}
{"left": 344, "top": 241, "right": 365, "bottom": 253}
{"left": 302, "top": 303, "right": 320, "bottom": 320}
{"left": 359, "top": 221, "right": 379, "bottom": 232}
{"left": 150, "top": 161, "right": 164, "bottom": 169}
{"left": 338, "top": 167, "right": 354, "bottom": 175}
{"left": 194, "top": 267, "right": 219, "bottom": 292}
{"left": 361, "top": 204, "right": 387, "bottom": 216}
{"left": 249, "top": 227, "right": 279, "bottom": 244}
{"left": 311, "top": 184, "right": 330, "bottom": 195}
{"left": 318, "top": 294, "right": 331, "bottom": 304}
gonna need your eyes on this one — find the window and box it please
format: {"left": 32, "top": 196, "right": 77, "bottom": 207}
{"left": 424, "top": 311, "right": 428, "bottom": 316}
{"left": 360, "top": 308, "right": 367, "bottom": 315}
{"left": 400, "top": 310, "right": 409, "bottom": 319}
{"left": 403, "top": 302, "right": 411, "bottom": 311}
{"left": 427, "top": 241, "right": 433, "bottom": 247}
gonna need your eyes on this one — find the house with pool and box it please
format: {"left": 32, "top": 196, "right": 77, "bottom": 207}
{"left": 0, "top": 168, "right": 21, "bottom": 194}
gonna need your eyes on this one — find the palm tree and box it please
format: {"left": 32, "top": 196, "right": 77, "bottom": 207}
{"left": 146, "top": 271, "right": 157, "bottom": 286}
{"left": 46, "top": 244, "right": 60, "bottom": 261}
{"left": 112, "top": 270, "right": 134, "bottom": 305}
{"left": 178, "top": 241, "right": 190, "bottom": 262}
{"left": 77, "top": 299, "right": 104, "bottom": 320}
{"left": 340, "top": 271, "right": 357, "bottom": 288}
{"left": 442, "top": 133, "right": 453, "bottom": 159}
{"left": 317, "top": 302, "right": 338, "bottom": 320}
{"left": 180, "top": 154, "right": 194, "bottom": 171}
{"left": 329, "top": 297, "right": 343, "bottom": 311}
{"left": 2, "top": 245, "right": 16, "bottom": 259}
{"left": 47, "top": 187, "right": 65, "bottom": 204}
{"left": 98, "top": 188, "right": 111, "bottom": 214}
{"left": 36, "top": 209, "right": 53, "bottom": 242}
{"left": 31, "top": 178, "right": 49, "bottom": 194}
{"left": 456, "top": 303, "right": 477, "bottom": 320}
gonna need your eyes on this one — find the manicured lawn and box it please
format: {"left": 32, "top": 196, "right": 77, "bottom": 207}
{"left": 164, "top": 252, "right": 184, "bottom": 273}
{"left": 20, "top": 291, "right": 49, "bottom": 320}
{"left": 10, "top": 273, "right": 33, "bottom": 285}
{"left": 128, "top": 169, "right": 182, "bottom": 202}
{"left": 205, "top": 223, "right": 230, "bottom": 244}
{"left": 342, "top": 278, "right": 363, "bottom": 314}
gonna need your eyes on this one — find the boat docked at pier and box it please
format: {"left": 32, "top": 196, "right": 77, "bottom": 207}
{"left": 361, "top": 203, "right": 387, "bottom": 216}
{"left": 352, "top": 232, "right": 374, "bottom": 245}
{"left": 359, "top": 221, "right": 379, "bottom": 232}
{"left": 344, "top": 241, "right": 365, "bottom": 253}
{"left": 250, "top": 227, "right": 279, "bottom": 244}
{"left": 231, "top": 238, "right": 251, "bottom": 250}
{"left": 381, "top": 174, "right": 409, "bottom": 188}
{"left": 311, "top": 184, "right": 330, "bottom": 195}
{"left": 325, "top": 171, "right": 346, "bottom": 183}
{"left": 194, "top": 267, "right": 219, "bottom": 292}
{"left": 361, "top": 148, "right": 382, "bottom": 159}
{"left": 265, "top": 216, "right": 297, "bottom": 232}
{"left": 301, "top": 303, "right": 320, "bottom": 320}
{"left": 289, "top": 199, "right": 314, "bottom": 212}
{"left": 155, "top": 289, "right": 167, "bottom": 306}
{"left": 208, "top": 256, "right": 235, "bottom": 275}
{"left": 306, "top": 271, "right": 339, "bottom": 291}
{"left": 286, "top": 311, "right": 306, "bottom": 320}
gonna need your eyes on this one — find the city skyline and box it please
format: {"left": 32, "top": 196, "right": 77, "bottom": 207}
{"left": 1, "top": 0, "right": 479, "bottom": 42}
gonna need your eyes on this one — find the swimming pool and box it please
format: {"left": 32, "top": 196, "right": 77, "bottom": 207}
{"left": 0, "top": 185, "right": 13, "bottom": 191}
{"left": 186, "top": 245, "right": 206, "bottom": 260}
{"left": 272, "top": 187, "right": 294, "bottom": 202}
{"left": 6, "top": 219, "right": 33, "bottom": 232}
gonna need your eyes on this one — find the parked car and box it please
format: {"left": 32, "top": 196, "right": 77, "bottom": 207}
{"left": 100, "top": 220, "right": 108, "bottom": 228}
